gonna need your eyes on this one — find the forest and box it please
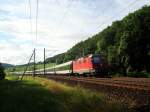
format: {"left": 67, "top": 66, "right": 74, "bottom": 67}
{"left": 45, "top": 6, "right": 150, "bottom": 75}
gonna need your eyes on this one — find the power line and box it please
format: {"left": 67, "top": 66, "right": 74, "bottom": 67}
{"left": 76, "top": 1, "right": 115, "bottom": 39}
{"left": 26, "top": 0, "right": 39, "bottom": 48}
{"left": 93, "top": 1, "right": 114, "bottom": 20}
{"left": 35, "top": 0, "right": 39, "bottom": 47}
{"left": 28, "top": 0, "right": 33, "bottom": 47}
{"left": 53, "top": 0, "right": 73, "bottom": 34}
{"left": 25, "top": 0, "right": 33, "bottom": 46}
{"left": 42, "top": 0, "right": 74, "bottom": 53}
{"left": 55, "top": 0, "right": 60, "bottom": 6}
{"left": 96, "top": 0, "right": 140, "bottom": 30}
{"left": 59, "top": 0, "right": 73, "bottom": 25}
{"left": 79, "top": 0, "right": 141, "bottom": 39}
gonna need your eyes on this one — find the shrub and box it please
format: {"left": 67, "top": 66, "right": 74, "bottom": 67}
{"left": 0, "top": 63, "right": 6, "bottom": 80}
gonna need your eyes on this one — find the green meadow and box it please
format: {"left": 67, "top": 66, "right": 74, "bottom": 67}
{"left": 6, "top": 63, "right": 55, "bottom": 72}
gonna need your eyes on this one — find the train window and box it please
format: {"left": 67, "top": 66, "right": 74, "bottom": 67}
{"left": 93, "top": 57, "right": 101, "bottom": 64}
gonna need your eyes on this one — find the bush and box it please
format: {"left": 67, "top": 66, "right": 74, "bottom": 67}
{"left": 127, "top": 72, "right": 150, "bottom": 78}
{"left": 0, "top": 63, "right": 6, "bottom": 80}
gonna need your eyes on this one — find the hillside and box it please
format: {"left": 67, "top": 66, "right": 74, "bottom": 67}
{"left": 46, "top": 5, "right": 150, "bottom": 75}
{"left": 6, "top": 63, "right": 55, "bottom": 72}
{"left": 1, "top": 63, "right": 14, "bottom": 68}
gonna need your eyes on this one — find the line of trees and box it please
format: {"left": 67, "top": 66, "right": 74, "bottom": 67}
{"left": 46, "top": 6, "right": 150, "bottom": 75}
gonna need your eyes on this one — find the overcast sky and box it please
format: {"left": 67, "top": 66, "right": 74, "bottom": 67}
{"left": 0, "top": 0, "right": 150, "bottom": 65}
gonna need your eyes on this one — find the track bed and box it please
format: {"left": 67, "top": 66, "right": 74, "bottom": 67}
{"left": 43, "top": 75, "right": 150, "bottom": 108}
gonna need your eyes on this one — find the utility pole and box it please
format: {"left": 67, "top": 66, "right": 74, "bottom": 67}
{"left": 44, "top": 48, "right": 46, "bottom": 76}
{"left": 54, "top": 59, "right": 57, "bottom": 74}
{"left": 21, "top": 50, "right": 34, "bottom": 80}
{"left": 33, "top": 48, "right": 36, "bottom": 77}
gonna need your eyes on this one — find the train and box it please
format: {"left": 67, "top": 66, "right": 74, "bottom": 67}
{"left": 14, "top": 54, "right": 108, "bottom": 77}
{"left": 72, "top": 54, "right": 108, "bottom": 76}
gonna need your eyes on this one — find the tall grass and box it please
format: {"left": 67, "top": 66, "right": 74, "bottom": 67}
{"left": 0, "top": 75, "right": 130, "bottom": 112}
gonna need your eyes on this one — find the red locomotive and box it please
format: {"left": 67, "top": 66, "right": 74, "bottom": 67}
{"left": 72, "top": 54, "right": 108, "bottom": 76}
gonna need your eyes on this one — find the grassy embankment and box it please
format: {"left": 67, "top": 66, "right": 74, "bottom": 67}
{"left": 0, "top": 75, "right": 130, "bottom": 112}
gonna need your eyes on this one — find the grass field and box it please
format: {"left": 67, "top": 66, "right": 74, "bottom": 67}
{"left": 6, "top": 63, "right": 55, "bottom": 72}
{"left": 0, "top": 75, "right": 130, "bottom": 112}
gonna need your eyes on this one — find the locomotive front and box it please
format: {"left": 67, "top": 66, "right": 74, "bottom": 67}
{"left": 92, "top": 54, "right": 108, "bottom": 75}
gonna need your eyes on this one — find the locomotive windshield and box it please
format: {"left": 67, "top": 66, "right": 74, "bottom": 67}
{"left": 93, "top": 56, "right": 101, "bottom": 64}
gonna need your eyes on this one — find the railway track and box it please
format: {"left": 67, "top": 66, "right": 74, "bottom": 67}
{"left": 46, "top": 75, "right": 150, "bottom": 91}
{"left": 43, "top": 75, "right": 150, "bottom": 106}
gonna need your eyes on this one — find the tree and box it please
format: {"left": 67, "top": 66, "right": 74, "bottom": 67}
{"left": 117, "top": 32, "right": 129, "bottom": 75}
{"left": 0, "top": 63, "right": 6, "bottom": 80}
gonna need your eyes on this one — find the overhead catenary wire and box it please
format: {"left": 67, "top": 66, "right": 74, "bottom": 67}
{"left": 39, "top": 0, "right": 74, "bottom": 54}
{"left": 24, "top": 0, "right": 39, "bottom": 78}
{"left": 20, "top": 0, "right": 34, "bottom": 80}
{"left": 91, "top": 1, "right": 114, "bottom": 23}
{"left": 55, "top": 0, "right": 60, "bottom": 6}
{"left": 96, "top": 0, "right": 140, "bottom": 31}
{"left": 21, "top": 0, "right": 41, "bottom": 79}
{"left": 76, "top": 0, "right": 141, "bottom": 43}
{"left": 29, "top": 0, "right": 32, "bottom": 29}
{"left": 35, "top": 0, "right": 39, "bottom": 47}
{"left": 28, "top": 0, "right": 33, "bottom": 47}
{"left": 25, "top": 0, "right": 33, "bottom": 47}
{"left": 52, "top": 0, "right": 73, "bottom": 34}
{"left": 26, "top": 0, "right": 39, "bottom": 48}
{"left": 59, "top": 0, "right": 73, "bottom": 25}
{"left": 33, "top": 0, "right": 39, "bottom": 71}
{"left": 75, "top": 1, "right": 115, "bottom": 40}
